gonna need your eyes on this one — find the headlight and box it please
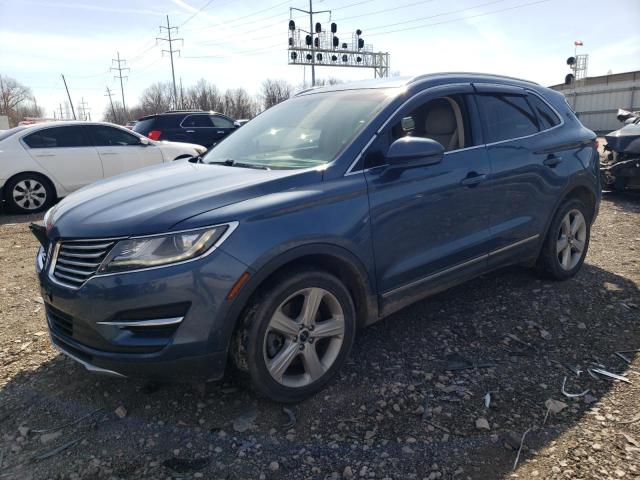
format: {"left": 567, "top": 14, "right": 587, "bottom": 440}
{"left": 98, "top": 224, "right": 236, "bottom": 274}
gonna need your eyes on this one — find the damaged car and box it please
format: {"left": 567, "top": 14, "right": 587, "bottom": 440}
{"left": 31, "top": 73, "right": 600, "bottom": 402}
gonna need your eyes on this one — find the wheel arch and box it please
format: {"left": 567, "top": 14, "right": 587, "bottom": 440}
{"left": 3, "top": 170, "right": 60, "bottom": 202}
{"left": 224, "top": 244, "right": 379, "bottom": 347}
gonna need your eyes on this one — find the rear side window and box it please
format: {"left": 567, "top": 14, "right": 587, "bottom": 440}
{"left": 132, "top": 118, "right": 156, "bottom": 134}
{"left": 527, "top": 94, "right": 561, "bottom": 130}
{"left": 476, "top": 94, "right": 539, "bottom": 143}
{"left": 23, "top": 126, "right": 90, "bottom": 148}
{"left": 182, "top": 115, "right": 213, "bottom": 128}
{"left": 211, "top": 115, "right": 235, "bottom": 128}
{"left": 86, "top": 125, "right": 141, "bottom": 146}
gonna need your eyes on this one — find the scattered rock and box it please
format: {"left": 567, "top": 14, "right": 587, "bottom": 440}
{"left": 343, "top": 465, "right": 353, "bottom": 478}
{"left": 233, "top": 408, "right": 257, "bottom": 433}
{"left": 269, "top": 461, "right": 279, "bottom": 471}
{"left": 115, "top": 406, "right": 127, "bottom": 418}
{"left": 40, "top": 431, "right": 62, "bottom": 445}
{"left": 545, "top": 399, "right": 567, "bottom": 414}
{"left": 475, "top": 417, "right": 490, "bottom": 430}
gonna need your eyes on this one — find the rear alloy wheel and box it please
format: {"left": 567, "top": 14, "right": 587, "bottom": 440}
{"left": 5, "top": 174, "right": 54, "bottom": 214}
{"left": 236, "top": 270, "right": 356, "bottom": 402}
{"left": 556, "top": 209, "right": 587, "bottom": 271}
{"left": 536, "top": 198, "right": 591, "bottom": 280}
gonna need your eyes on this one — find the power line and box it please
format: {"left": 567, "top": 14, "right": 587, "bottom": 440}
{"left": 180, "top": 0, "right": 217, "bottom": 27}
{"left": 187, "top": 0, "right": 292, "bottom": 32}
{"left": 157, "top": 15, "right": 183, "bottom": 109}
{"left": 334, "top": 0, "right": 436, "bottom": 22}
{"left": 365, "top": 0, "right": 506, "bottom": 32}
{"left": 111, "top": 52, "right": 130, "bottom": 116}
{"left": 368, "top": 0, "right": 549, "bottom": 36}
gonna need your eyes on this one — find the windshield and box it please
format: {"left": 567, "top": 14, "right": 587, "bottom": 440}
{"left": 202, "top": 89, "right": 395, "bottom": 169}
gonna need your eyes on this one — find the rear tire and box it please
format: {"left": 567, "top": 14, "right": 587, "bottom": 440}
{"left": 4, "top": 173, "right": 55, "bottom": 214}
{"left": 233, "top": 269, "right": 356, "bottom": 403}
{"left": 536, "top": 198, "right": 591, "bottom": 280}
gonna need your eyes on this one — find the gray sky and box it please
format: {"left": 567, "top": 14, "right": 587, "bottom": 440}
{"left": 1, "top": 0, "right": 639, "bottom": 120}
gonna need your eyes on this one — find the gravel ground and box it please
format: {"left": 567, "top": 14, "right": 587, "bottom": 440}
{"left": 0, "top": 193, "right": 638, "bottom": 480}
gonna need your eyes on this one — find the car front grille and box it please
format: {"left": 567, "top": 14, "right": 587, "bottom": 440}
{"left": 52, "top": 239, "right": 116, "bottom": 288}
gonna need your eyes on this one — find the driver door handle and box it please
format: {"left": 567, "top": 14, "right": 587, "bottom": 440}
{"left": 460, "top": 173, "right": 487, "bottom": 187}
{"left": 185, "top": 130, "right": 195, "bottom": 133}
{"left": 216, "top": 131, "right": 225, "bottom": 134}
{"left": 543, "top": 154, "right": 563, "bottom": 168}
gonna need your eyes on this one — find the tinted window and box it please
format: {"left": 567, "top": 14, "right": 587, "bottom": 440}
{"left": 87, "top": 125, "right": 141, "bottom": 146}
{"left": 132, "top": 118, "right": 156, "bottom": 135}
{"left": 182, "top": 115, "right": 213, "bottom": 128}
{"left": 476, "top": 94, "right": 539, "bottom": 143}
{"left": 211, "top": 115, "right": 234, "bottom": 128}
{"left": 23, "top": 126, "right": 90, "bottom": 148}
{"left": 527, "top": 94, "right": 561, "bottom": 130}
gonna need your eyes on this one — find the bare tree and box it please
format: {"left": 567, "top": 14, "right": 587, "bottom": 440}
{"left": 260, "top": 78, "right": 292, "bottom": 110}
{"left": 222, "top": 88, "right": 260, "bottom": 119}
{"left": 138, "top": 82, "right": 174, "bottom": 116}
{"left": 314, "top": 77, "right": 343, "bottom": 86}
{"left": 0, "top": 75, "right": 41, "bottom": 127}
{"left": 184, "top": 79, "right": 223, "bottom": 112}
{"left": 103, "top": 101, "right": 128, "bottom": 124}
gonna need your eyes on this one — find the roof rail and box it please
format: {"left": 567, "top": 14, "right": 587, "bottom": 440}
{"left": 408, "top": 72, "right": 539, "bottom": 86}
{"left": 161, "top": 109, "right": 206, "bottom": 113}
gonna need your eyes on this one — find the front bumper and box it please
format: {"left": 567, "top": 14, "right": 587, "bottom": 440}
{"left": 37, "top": 247, "right": 248, "bottom": 382}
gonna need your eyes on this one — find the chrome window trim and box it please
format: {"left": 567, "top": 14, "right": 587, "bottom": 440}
{"left": 47, "top": 222, "right": 239, "bottom": 289}
{"left": 381, "top": 234, "right": 540, "bottom": 298}
{"left": 344, "top": 85, "right": 566, "bottom": 176}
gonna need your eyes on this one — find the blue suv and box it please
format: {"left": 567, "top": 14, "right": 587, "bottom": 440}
{"left": 32, "top": 73, "right": 600, "bottom": 402}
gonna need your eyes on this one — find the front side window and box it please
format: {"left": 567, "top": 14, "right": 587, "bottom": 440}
{"left": 476, "top": 94, "right": 539, "bottom": 143}
{"left": 527, "top": 94, "right": 561, "bottom": 130}
{"left": 211, "top": 115, "right": 235, "bottom": 128}
{"left": 202, "top": 89, "right": 395, "bottom": 169}
{"left": 87, "top": 125, "right": 141, "bottom": 146}
{"left": 23, "top": 126, "right": 90, "bottom": 148}
{"left": 182, "top": 115, "right": 213, "bottom": 128}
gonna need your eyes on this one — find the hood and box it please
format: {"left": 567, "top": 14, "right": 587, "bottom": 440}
{"left": 47, "top": 162, "right": 318, "bottom": 239}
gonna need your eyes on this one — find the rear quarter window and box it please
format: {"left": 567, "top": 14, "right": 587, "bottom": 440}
{"left": 527, "top": 94, "right": 561, "bottom": 130}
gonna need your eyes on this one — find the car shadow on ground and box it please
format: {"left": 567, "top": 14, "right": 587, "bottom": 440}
{"left": 0, "top": 258, "right": 638, "bottom": 479}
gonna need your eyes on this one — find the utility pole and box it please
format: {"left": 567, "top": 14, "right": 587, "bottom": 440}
{"left": 79, "top": 97, "right": 90, "bottom": 121}
{"left": 290, "top": 0, "right": 331, "bottom": 87}
{"left": 111, "top": 52, "right": 129, "bottom": 120}
{"left": 157, "top": 15, "right": 182, "bottom": 109}
{"left": 61, "top": 74, "right": 76, "bottom": 120}
{"left": 58, "top": 103, "right": 65, "bottom": 120}
{"left": 105, "top": 87, "right": 117, "bottom": 122}
{"left": 179, "top": 77, "right": 184, "bottom": 109}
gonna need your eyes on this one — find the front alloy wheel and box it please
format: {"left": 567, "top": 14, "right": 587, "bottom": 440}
{"left": 264, "top": 287, "right": 345, "bottom": 388}
{"left": 236, "top": 269, "right": 356, "bottom": 402}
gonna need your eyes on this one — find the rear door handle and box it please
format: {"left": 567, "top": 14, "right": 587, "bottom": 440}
{"left": 543, "top": 154, "right": 563, "bottom": 168}
{"left": 460, "top": 173, "right": 487, "bottom": 187}
{"left": 216, "top": 131, "right": 225, "bottom": 134}
{"left": 185, "top": 130, "right": 195, "bottom": 133}
{"left": 35, "top": 154, "right": 55, "bottom": 157}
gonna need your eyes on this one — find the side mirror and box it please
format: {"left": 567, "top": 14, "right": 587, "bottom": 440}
{"left": 234, "top": 121, "right": 241, "bottom": 128}
{"left": 139, "top": 136, "right": 150, "bottom": 146}
{"left": 386, "top": 136, "right": 444, "bottom": 167}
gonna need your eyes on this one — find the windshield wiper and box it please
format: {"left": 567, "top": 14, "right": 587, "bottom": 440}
{"left": 209, "top": 159, "right": 270, "bottom": 170}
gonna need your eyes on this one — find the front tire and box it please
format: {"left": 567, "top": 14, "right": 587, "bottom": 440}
{"left": 234, "top": 269, "right": 356, "bottom": 403}
{"left": 536, "top": 198, "right": 591, "bottom": 280}
{"left": 4, "top": 173, "right": 54, "bottom": 214}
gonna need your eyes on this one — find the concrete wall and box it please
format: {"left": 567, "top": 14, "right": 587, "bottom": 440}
{"left": 550, "top": 71, "right": 640, "bottom": 134}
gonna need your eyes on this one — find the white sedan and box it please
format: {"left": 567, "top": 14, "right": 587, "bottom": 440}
{"left": 0, "top": 121, "right": 206, "bottom": 213}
